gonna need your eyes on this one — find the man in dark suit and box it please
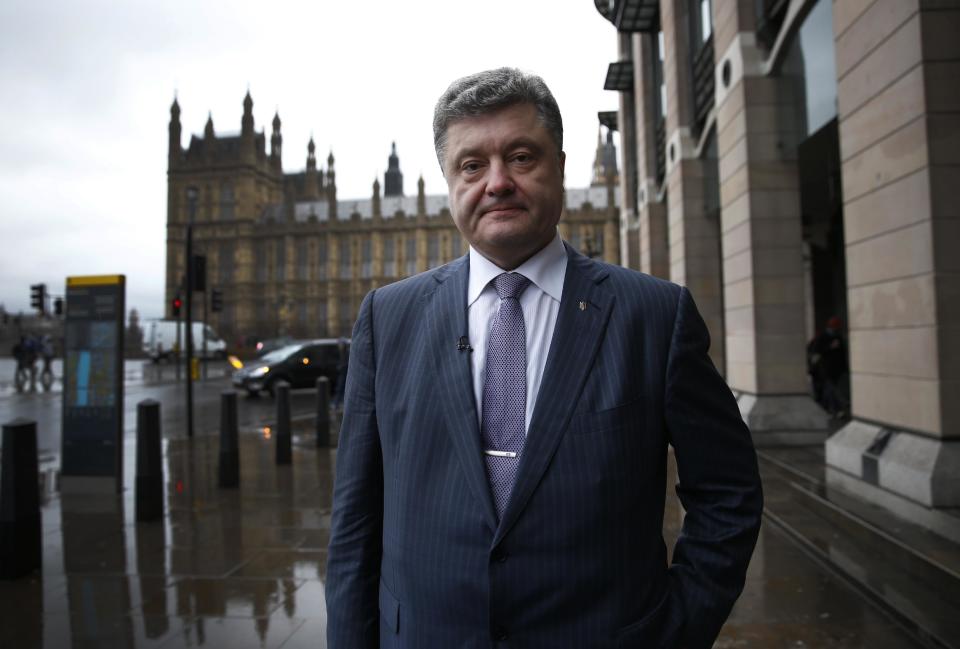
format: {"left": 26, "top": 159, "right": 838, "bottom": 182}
{"left": 326, "top": 67, "right": 762, "bottom": 649}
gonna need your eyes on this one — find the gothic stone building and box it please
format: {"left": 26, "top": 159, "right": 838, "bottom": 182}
{"left": 166, "top": 92, "right": 620, "bottom": 346}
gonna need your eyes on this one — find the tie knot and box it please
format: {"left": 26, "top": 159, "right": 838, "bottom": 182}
{"left": 493, "top": 273, "right": 531, "bottom": 300}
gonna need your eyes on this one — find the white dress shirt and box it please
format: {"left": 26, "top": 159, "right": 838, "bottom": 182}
{"left": 467, "top": 231, "right": 568, "bottom": 434}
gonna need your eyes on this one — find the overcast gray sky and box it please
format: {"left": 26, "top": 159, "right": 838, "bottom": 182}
{"left": 0, "top": 0, "right": 619, "bottom": 320}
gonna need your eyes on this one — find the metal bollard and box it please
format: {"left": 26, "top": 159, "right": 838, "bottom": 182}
{"left": 219, "top": 391, "right": 240, "bottom": 488}
{"left": 135, "top": 401, "right": 164, "bottom": 522}
{"left": 275, "top": 382, "right": 292, "bottom": 465}
{"left": 316, "top": 376, "right": 330, "bottom": 447}
{"left": 0, "top": 418, "right": 42, "bottom": 579}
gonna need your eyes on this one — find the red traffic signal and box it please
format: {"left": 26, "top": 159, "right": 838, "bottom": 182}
{"left": 172, "top": 295, "right": 183, "bottom": 317}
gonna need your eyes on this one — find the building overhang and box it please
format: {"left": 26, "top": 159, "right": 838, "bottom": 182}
{"left": 598, "top": 111, "right": 619, "bottom": 131}
{"left": 603, "top": 61, "right": 634, "bottom": 92}
{"left": 593, "top": 0, "right": 659, "bottom": 33}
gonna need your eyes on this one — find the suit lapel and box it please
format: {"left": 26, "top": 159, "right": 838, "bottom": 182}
{"left": 424, "top": 256, "right": 499, "bottom": 533}
{"left": 494, "top": 248, "right": 614, "bottom": 545}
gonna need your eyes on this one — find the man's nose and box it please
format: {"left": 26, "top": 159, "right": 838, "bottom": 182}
{"left": 485, "top": 160, "right": 515, "bottom": 196}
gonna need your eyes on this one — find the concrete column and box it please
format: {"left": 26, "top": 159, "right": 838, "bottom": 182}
{"left": 604, "top": 184, "right": 620, "bottom": 266}
{"left": 827, "top": 1, "right": 960, "bottom": 507}
{"left": 713, "top": 1, "right": 829, "bottom": 441}
{"left": 616, "top": 33, "right": 641, "bottom": 270}
{"left": 661, "top": 0, "right": 726, "bottom": 372}
{"left": 633, "top": 32, "right": 670, "bottom": 280}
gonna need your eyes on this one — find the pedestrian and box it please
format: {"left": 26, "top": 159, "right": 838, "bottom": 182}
{"left": 326, "top": 68, "right": 763, "bottom": 649}
{"left": 810, "top": 316, "right": 849, "bottom": 418}
{"left": 22, "top": 334, "right": 39, "bottom": 391}
{"left": 11, "top": 336, "right": 26, "bottom": 392}
{"left": 40, "top": 334, "right": 55, "bottom": 390}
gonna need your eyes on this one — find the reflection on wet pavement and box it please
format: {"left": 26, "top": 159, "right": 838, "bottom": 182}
{"left": 1, "top": 429, "right": 333, "bottom": 649}
{"left": 0, "top": 424, "right": 940, "bottom": 648}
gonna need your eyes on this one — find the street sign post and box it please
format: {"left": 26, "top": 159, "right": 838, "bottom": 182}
{"left": 60, "top": 275, "right": 125, "bottom": 493}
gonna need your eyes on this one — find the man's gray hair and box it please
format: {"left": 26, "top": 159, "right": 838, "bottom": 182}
{"left": 433, "top": 67, "right": 564, "bottom": 170}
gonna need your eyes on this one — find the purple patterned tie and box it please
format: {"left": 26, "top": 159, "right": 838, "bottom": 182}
{"left": 482, "top": 272, "right": 531, "bottom": 520}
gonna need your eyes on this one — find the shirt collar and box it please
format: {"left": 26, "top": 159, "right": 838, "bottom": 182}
{"left": 467, "top": 230, "right": 567, "bottom": 306}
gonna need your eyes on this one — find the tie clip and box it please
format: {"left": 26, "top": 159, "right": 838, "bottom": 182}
{"left": 483, "top": 450, "right": 517, "bottom": 458}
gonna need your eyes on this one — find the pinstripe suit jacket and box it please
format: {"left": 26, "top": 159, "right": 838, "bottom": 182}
{"left": 326, "top": 244, "right": 762, "bottom": 649}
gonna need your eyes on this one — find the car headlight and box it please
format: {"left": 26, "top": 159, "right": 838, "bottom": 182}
{"left": 250, "top": 366, "right": 270, "bottom": 378}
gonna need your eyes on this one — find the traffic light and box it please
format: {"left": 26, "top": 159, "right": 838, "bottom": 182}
{"left": 53, "top": 297, "right": 64, "bottom": 316}
{"left": 211, "top": 288, "right": 223, "bottom": 313}
{"left": 172, "top": 294, "right": 182, "bottom": 318}
{"left": 30, "top": 283, "right": 46, "bottom": 314}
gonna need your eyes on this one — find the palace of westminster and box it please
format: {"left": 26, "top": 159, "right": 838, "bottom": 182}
{"left": 166, "top": 92, "right": 620, "bottom": 344}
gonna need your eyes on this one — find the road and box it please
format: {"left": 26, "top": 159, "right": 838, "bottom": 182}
{"left": 0, "top": 358, "right": 324, "bottom": 462}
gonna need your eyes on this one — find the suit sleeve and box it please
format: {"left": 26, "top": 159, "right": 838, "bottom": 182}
{"left": 664, "top": 287, "right": 763, "bottom": 649}
{"left": 326, "top": 290, "right": 383, "bottom": 649}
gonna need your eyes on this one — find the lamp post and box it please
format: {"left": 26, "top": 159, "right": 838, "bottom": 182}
{"left": 185, "top": 186, "right": 198, "bottom": 438}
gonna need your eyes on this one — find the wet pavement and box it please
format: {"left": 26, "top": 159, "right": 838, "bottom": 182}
{"left": 1, "top": 377, "right": 955, "bottom": 648}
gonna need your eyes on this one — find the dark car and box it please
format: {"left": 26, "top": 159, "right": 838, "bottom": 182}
{"left": 254, "top": 335, "right": 294, "bottom": 357}
{"left": 232, "top": 338, "right": 348, "bottom": 397}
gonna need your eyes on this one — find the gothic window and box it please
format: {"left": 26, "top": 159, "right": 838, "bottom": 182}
{"left": 405, "top": 236, "right": 416, "bottom": 276}
{"left": 219, "top": 183, "right": 235, "bottom": 220}
{"left": 361, "top": 239, "right": 372, "bottom": 279}
{"left": 427, "top": 232, "right": 440, "bottom": 269}
{"left": 318, "top": 239, "right": 328, "bottom": 280}
{"left": 594, "top": 226, "right": 605, "bottom": 257}
{"left": 383, "top": 236, "right": 396, "bottom": 277}
{"left": 317, "top": 300, "right": 328, "bottom": 337}
{"left": 339, "top": 238, "right": 351, "bottom": 279}
{"left": 276, "top": 239, "right": 286, "bottom": 281}
{"left": 297, "top": 240, "right": 309, "bottom": 280}
{"left": 339, "top": 296, "right": 353, "bottom": 336}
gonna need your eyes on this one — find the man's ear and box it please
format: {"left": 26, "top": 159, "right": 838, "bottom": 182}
{"left": 559, "top": 151, "right": 566, "bottom": 179}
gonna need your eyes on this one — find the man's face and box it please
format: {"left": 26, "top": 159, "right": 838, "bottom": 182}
{"left": 443, "top": 102, "right": 565, "bottom": 270}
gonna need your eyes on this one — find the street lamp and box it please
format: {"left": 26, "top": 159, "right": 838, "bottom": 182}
{"left": 185, "top": 186, "right": 198, "bottom": 438}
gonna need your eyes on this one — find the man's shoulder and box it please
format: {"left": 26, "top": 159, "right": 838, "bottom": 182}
{"left": 573, "top": 255, "right": 681, "bottom": 300}
{"left": 369, "top": 256, "right": 467, "bottom": 306}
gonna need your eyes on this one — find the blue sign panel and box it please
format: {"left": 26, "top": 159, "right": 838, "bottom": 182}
{"left": 61, "top": 275, "right": 125, "bottom": 490}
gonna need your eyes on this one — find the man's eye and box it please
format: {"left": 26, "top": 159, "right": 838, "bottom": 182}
{"left": 462, "top": 162, "right": 481, "bottom": 173}
{"left": 512, "top": 153, "right": 533, "bottom": 164}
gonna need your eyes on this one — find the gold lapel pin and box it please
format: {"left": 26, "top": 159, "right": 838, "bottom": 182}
{"left": 578, "top": 301, "right": 586, "bottom": 311}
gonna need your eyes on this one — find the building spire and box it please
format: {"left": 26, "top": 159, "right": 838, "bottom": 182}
{"left": 417, "top": 174, "right": 426, "bottom": 216}
{"left": 304, "top": 136, "right": 319, "bottom": 199}
{"left": 241, "top": 90, "right": 254, "bottom": 137}
{"left": 384, "top": 141, "right": 404, "bottom": 197}
{"left": 168, "top": 95, "right": 182, "bottom": 167}
{"left": 270, "top": 110, "right": 282, "bottom": 168}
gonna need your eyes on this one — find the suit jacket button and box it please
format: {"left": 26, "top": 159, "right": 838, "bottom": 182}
{"left": 493, "top": 548, "right": 508, "bottom": 563}
{"left": 494, "top": 627, "right": 508, "bottom": 641}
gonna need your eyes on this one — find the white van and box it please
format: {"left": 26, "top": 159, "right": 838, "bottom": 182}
{"left": 142, "top": 320, "right": 227, "bottom": 362}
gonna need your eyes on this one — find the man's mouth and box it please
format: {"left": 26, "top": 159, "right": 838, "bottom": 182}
{"left": 482, "top": 204, "right": 525, "bottom": 217}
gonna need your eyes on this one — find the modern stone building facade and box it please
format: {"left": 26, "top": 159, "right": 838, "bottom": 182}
{"left": 166, "top": 93, "right": 621, "bottom": 346}
{"left": 596, "top": 0, "right": 959, "bottom": 509}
